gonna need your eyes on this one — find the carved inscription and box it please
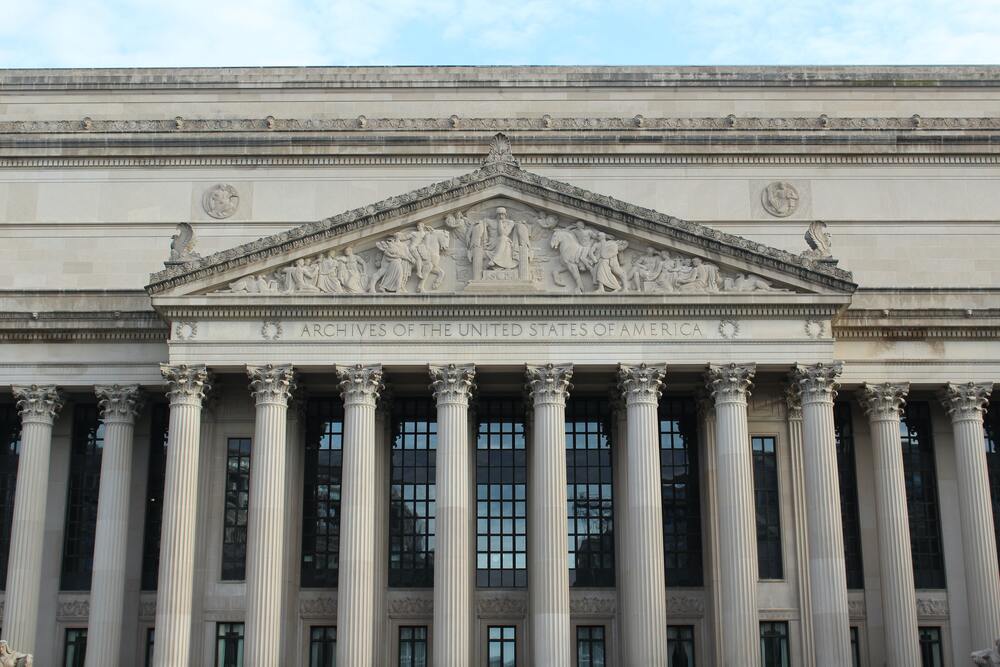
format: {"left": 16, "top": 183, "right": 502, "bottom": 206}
{"left": 297, "top": 320, "right": 707, "bottom": 341}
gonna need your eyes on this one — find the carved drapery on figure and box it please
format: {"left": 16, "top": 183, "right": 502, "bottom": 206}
{"left": 167, "top": 223, "right": 202, "bottom": 264}
{"left": 802, "top": 220, "right": 833, "bottom": 260}
{"left": 214, "top": 202, "right": 796, "bottom": 297}
{"left": 0, "top": 640, "right": 33, "bottom": 667}
{"left": 972, "top": 639, "right": 1000, "bottom": 666}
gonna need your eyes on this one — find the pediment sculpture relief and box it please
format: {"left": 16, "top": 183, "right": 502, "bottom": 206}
{"left": 218, "top": 202, "right": 793, "bottom": 296}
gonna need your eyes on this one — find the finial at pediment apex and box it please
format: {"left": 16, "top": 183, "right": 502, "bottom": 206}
{"left": 482, "top": 132, "right": 519, "bottom": 168}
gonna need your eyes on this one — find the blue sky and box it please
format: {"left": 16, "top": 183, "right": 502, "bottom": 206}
{"left": 2, "top": 0, "right": 1000, "bottom": 67}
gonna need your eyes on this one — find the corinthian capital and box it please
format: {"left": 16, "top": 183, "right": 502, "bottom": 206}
{"left": 12, "top": 385, "right": 65, "bottom": 424}
{"left": 791, "top": 361, "right": 843, "bottom": 405}
{"left": 429, "top": 364, "right": 476, "bottom": 406}
{"left": 525, "top": 363, "right": 573, "bottom": 406}
{"left": 859, "top": 382, "right": 909, "bottom": 420}
{"left": 337, "top": 364, "right": 384, "bottom": 406}
{"left": 618, "top": 363, "right": 666, "bottom": 406}
{"left": 95, "top": 384, "right": 145, "bottom": 423}
{"left": 939, "top": 382, "right": 993, "bottom": 421}
{"left": 705, "top": 363, "right": 756, "bottom": 404}
{"left": 160, "top": 364, "right": 212, "bottom": 407}
{"left": 247, "top": 364, "right": 297, "bottom": 406}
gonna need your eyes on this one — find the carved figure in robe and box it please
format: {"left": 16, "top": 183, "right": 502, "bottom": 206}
{"left": 676, "top": 258, "right": 721, "bottom": 293}
{"left": 466, "top": 216, "right": 489, "bottom": 281}
{"left": 400, "top": 222, "right": 433, "bottom": 279}
{"left": 412, "top": 227, "right": 451, "bottom": 292}
{"left": 337, "top": 246, "right": 368, "bottom": 293}
{"left": 802, "top": 220, "right": 833, "bottom": 259}
{"left": 168, "top": 222, "right": 202, "bottom": 263}
{"left": 317, "top": 251, "right": 345, "bottom": 293}
{"left": 282, "top": 258, "right": 321, "bottom": 293}
{"left": 514, "top": 219, "right": 532, "bottom": 280}
{"left": 550, "top": 224, "right": 598, "bottom": 293}
{"left": 626, "top": 246, "right": 663, "bottom": 291}
{"left": 591, "top": 233, "right": 628, "bottom": 292}
{"left": 370, "top": 234, "right": 415, "bottom": 293}
{"left": 723, "top": 272, "right": 786, "bottom": 293}
{"left": 651, "top": 251, "right": 689, "bottom": 292}
{"left": 488, "top": 208, "right": 519, "bottom": 270}
{"left": 0, "top": 641, "right": 33, "bottom": 667}
{"left": 972, "top": 639, "right": 1000, "bottom": 666}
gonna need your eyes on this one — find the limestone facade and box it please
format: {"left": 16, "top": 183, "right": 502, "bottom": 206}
{"left": 1, "top": 66, "right": 1000, "bottom": 666}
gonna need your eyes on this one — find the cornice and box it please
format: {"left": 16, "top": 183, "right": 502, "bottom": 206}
{"left": 3, "top": 66, "right": 999, "bottom": 90}
{"left": 0, "top": 310, "right": 168, "bottom": 342}
{"left": 146, "top": 160, "right": 855, "bottom": 295}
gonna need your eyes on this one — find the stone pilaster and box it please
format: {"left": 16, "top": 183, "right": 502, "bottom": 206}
{"left": 335, "top": 364, "right": 384, "bottom": 667}
{"left": 859, "top": 382, "right": 920, "bottom": 667}
{"left": 705, "top": 362, "right": 760, "bottom": 667}
{"left": 783, "top": 384, "right": 815, "bottom": 667}
{"left": 244, "top": 365, "right": 297, "bottom": 666}
{"left": 85, "top": 384, "right": 144, "bottom": 667}
{"left": 2, "top": 385, "right": 64, "bottom": 654}
{"left": 429, "top": 363, "right": 476, "bottom": 667}
{"left": 618, "top": 363, "right": 669, "bottom": 667}
{"left": 939, "top": 382, "right": 1000, "bottom": 649}
{"left": 525, "top": 363, "right": 573, "bottom": 667}
{"left": 792, "top": 362, "right": 852, "bottom": 666}
{"left": 152, "top": 364, "right": 211, "bottom": 667}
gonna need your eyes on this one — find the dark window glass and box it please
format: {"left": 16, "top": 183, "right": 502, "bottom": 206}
{"left": 398, "top": 625, "right": 428, "bottom": 667}
{"left": 850, "top": 626, "right": 860, "bottom": 667}
{"left": 918, "top": 627, "right": 944, "bottom": 667}
{"left": 141, "top": 403, "right": 169, "bottom": 590}
{"left": 566, "top": 398, "right": 614, "bottom": 587}
{"left": 0, "top": 404, "right": 21, "bottom": 592}
{"left": 390, "top": 398, "right": 437, "bottom": 588}
{"left": 215, "top": 622, "right": 244, "bottom": 667}
{"left": 835, "top": 402, "right": 864, "bottom": 589}
{"left": 752, "top": 436, "right": 783, "bottom": 580}
{"left": 759, "top": 621, "right": 789, "bottom": 667}
{"left": 660, "top": 398, "right": 702, "bottom": 587}
{"left": 63, "top": 628, "right": 88, "bottom": 667}
{"left": 487, "top": 625, "right": 517, "bottom": 667}
{"left": 476, "top": 399, "right": 527, "bottom": 589}
{"left": 302, "top": 398, "right": 344, "bottom": 588}
{"left": 576, "top": 625, "right": 606, "bottom": 667}
{"left": 984, "top": 406, "right": 1000, "bottom": 564}
{"left": 667, "top": 625, "right": 696, "bottom": 667}
{"left": 221, "top": 437, "right": 251, "bottom": 581}
{"left": 61, "top": 404, "right": 104, "bottom": 591}
{"left": 309, "top": 626, "right": 337, "bottom": 667}
{"left": 901, "top": 403, "right": 946, "bottom": 589}
{"left": 145, "top": 628, "right": 155, "bottom": 667}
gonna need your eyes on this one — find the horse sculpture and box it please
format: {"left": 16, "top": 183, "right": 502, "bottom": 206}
{"left": 550, "top": 227, "right": 593, "bottom": 293}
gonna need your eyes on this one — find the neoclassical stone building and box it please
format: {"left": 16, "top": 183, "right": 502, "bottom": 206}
{"left": 1, "top": 66, "right": 999, "bottom": 667}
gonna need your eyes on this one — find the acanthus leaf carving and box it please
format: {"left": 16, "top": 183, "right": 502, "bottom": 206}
{"left": 477, "top": 594, "right": 527, "bottom": 617}
{"left": 387, "top": 596, "right": 435, "bottom": 616}
{"left": 665, "top": 593, "right": 705, "bottom": 616}
{"left": 299, "top": 596, "right": 337, "bottom": 616}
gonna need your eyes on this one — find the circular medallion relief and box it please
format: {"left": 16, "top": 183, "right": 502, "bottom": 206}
{"left": 761, "top": 181, "right": 800, "bottom": 217}
{"left": 804, "top": 319, "right": 825, "bottom": 340}
{"left": 261, "top": 321, "right": 282, "bottom": 341}
{"left": 174, "top": 321, "right": 197, "bottom": 340}
{"left": 203, "top": 184, "right": 240, "bottom": 219}
{"left": 718, "top": 319, "right": 740, "bottom": 340}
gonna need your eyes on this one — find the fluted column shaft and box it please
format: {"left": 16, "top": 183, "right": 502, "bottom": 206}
{"left": 152, "top": 365, "right": 212, "bottom": 667}
{"left": 429, "top": 364, "right": 476, "bottom": 667}
{"left": 336, "top": 364, "right": 384, "bottom": 667}
{"left": 784, "top": 389, "right": 815, "bottom": 667}
{"left": 940, "top": 382, "right": 1000, "bottom": 648}
{"left": 244, "top": 365, "right": 296, "bottom": 666}
{"left": 85, "top": 385, "right": 144, "bottom": 667}
{"left": 707, "top": 363, "right": 760, "bottom": 667}
{"left": 618, "top": 364, "right": 668, "bottom": 667}
{"left": 2, "top": 385, "right": 64, "bottom": 654}
{"left": 793, "top": 363, "right": 852, "bottom": 666}
{"left": 860, "top": 382, "right": 920, "bottom": 667}
{"left": 525, "top": 363, "right": 573, "bottom": 667}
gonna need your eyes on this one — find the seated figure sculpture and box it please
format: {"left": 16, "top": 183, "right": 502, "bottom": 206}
{"left": 973, "top": 639, "right": 1000, "bottom": 666}
{"left": 0, "top": 641, "right": 33, "bottom": 667}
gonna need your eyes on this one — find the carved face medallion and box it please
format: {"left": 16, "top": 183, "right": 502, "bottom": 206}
{"left": 761, "top": 181, "right": 800, "bottom": 217}
{"left": 203, "top": 183, "right": 240, "bottom": 219}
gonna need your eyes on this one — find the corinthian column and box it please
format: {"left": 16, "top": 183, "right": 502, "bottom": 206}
{"left": 859, "top": 382, "right": 920, "bottom": 667}
{"left": 429, "top": 364, "right": 476, "bottom": 667}
{"left": 85, "top": 385, "right": 144, "bottom": 667}
{"left": 939, "top": 382, "right": 1000, "bottom": 648}
{"left": 244, "top": 365, "right": 297, "bottom": 666}
{"left": 706, "top": 363, "right": 759, "bottom": 667}
{"left": 525, "top": 363, "right": 573, "bottom": 667}
{"left": 792, "top": 362, "right": 852, "bottom": 666}
{"left": 784, "top": 386, "right": 815, "bottom": 667}
{"left": 336, "top": 364, "right": 384, "bottom": 667}
{"left": 2, "top": 385, "right": 64, "bottom": 654}
{"left": 152, "top": 364, "right": 211, "bottom": 667}
{"left": 617, "top": 363, "right": 668, "bottom": 667}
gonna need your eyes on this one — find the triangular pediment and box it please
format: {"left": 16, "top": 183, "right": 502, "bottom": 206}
{"left": 147, "top": 136, "right": 855, "bottom": 301}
